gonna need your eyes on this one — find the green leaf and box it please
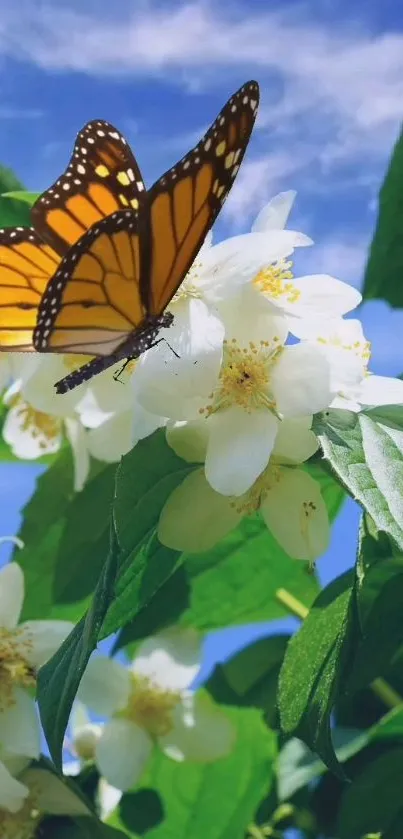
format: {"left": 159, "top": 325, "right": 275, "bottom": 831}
{"left": 37, "top": 520, "right": 120, "bottom": 769}
{"left": 2, "top": 189, "right": 39, "bottom": 206}
{"left": 101, "top": 431, "right": 196, "bottom": 637}
{"left": 113, "top": 566, "right": 190, "bottom": 654}
{"left": 0, "top": 165, "right": 31, "bottom": 226}
{"left": 207, "top": 635, "right": 289, "bottom": 727}
{"left": 109, "top": 707, "right": 276, "bottom": 839}
{"left": 53, "top": 463, "right": 116, "bottom": 603}
{"left": 117, "top": 789, "right": 164, "bottom": 835}
{"left": 39, "top": 816, "right": 129, "bottom": 838}
{"left": 277, "top": 727, "right": 370, "bottom": 801}
{"left": 277, "top": 571, "right": 357, "bottom": 776}
{"left": 347, "top": 556, "right": 403, "bottom": 692}
{"left": 362, "top": 404, "right": 403, "bottom": 431}
{"left": 362, "top": 126, "right": 403, "bottom": 306}
{"left": 179, "top": 515, "right": 320, "bottom": 630}
{"left": 314, "top": 412, "right": 403, "bottom": 550}
{"left": 16, "top": 452, "right": 110, "bottom": 623}
{"left": 338, "top": 747, "right": 403, "bottom": 838}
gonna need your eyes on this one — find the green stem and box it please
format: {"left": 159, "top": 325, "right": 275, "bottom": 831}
{"left": 276, "top": 588, "right": 403, "bottom": 709}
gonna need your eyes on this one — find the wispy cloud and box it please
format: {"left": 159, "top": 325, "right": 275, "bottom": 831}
{"left": 2, "top": 1, "right": 402, "bottom": 219}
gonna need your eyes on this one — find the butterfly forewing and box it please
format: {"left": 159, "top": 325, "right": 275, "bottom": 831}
{"left": 31, "top": 120, "right": 146, "bottom": 257}
{"left": 0, "top": 227, "right": 60, "bottom": 350}
{"left": 144, "top": 80, "right": 259, "bottom": 314}
{"left": 33, "top": 209, "right": 146, "bottom": 356}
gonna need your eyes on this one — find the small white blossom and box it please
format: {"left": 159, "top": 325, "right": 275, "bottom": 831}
{"left": 160, "top": 417, "right": 329, "bottom": 562}
{"left": 0, "top": 564, "right": 73, "bottom": 771}
{"left": 78, "top": 629, "right": 235, "bottom": 791}
{"left": 136, "top": 291, "right": 331, "bottom": 495}
{"left": 298, "top": 317, "right": 403, "bottom": 411}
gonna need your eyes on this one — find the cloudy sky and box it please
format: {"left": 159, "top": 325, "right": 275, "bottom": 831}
{"left": 0, "top": 0, "right": 402, "bottom": 661}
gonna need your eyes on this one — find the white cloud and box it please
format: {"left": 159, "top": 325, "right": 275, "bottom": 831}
{"left": 2, "top": 1, "right": 402, "bottom": 219}
{"left": 293, "top": 237, "right": 369, "bottom": 290}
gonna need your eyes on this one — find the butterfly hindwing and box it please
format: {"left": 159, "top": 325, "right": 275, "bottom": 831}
{"left": 33, "top": 209, "right": 146, "bottom": 356}
{"left": 143, "top": 80, "right": 259, "bottom": 314}
{"left": 31, "top": 120, "right": 146, "bottom": 257}
{"left": 0, "top": 227, "right": 60, "bottom": 350}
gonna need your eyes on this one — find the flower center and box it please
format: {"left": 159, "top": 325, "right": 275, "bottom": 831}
{"left": 201, "top": 339, "right": 281, "bottom": 416}
{"left": 253, "top": 259, "right": 300, "bottom": 303}
{"left": 0, "top": 794, "right": 40, "bottom": 839}
{"left": 122, "top": 676, "right": 180, "bottom": 738}
{"left": 11, "top": 397, "right": 61, "bottom": 449}
{"left": 0, "top": 628, "right": 36, "bottom": 709}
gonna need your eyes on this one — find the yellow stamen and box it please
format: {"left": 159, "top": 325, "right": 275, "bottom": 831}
{"left": 253, "top": 259, "right": 300, "bottom": 303}
{"left": 0, "top": 794, "right": 40, "bottom": 839}
{"left": 201, "top": 339, "right": 281, "bottom": 417}
{"left": 10, "top": 397, "right": 61, "bottom": 450}
{"left": 121, "top": 675, "right": 179, "bottom": 738}
{"left": 0, "top": 627, "right": 36, "bottom": 709}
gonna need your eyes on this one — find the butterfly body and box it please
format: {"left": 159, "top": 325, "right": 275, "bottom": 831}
{"left": 0, "top": 82, "right": 260, "bottom": 392}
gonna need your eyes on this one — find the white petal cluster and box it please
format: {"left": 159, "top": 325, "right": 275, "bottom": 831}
{"left": 77, "top": 628, "right": 235, "bottom": 791}
{"left": 0, "top": 563, "right": 73, "bottom": 813}
{"left": 1, "top": 191, "right": 402, "bottom": 564}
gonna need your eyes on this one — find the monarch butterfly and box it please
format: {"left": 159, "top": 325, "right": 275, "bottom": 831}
{"left": 0, "top": 81, "right": 260, "bottom": 393}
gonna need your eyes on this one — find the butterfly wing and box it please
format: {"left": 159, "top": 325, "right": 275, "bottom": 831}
{"left": 0, "top": 227, "right": 60, "bottom": 350}
{"left": 142, "top": 80, "right": 259, "bottom": 314}
{"left": 33, "top": 209, "right": 146, "bottom": 356}
{"left": 31, "top": 120, "right": 146, "bottom": 257}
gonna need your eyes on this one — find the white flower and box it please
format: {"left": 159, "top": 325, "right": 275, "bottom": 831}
{"left": 3, "top": 357, "right": 90, "bottom": 491}
{"left": 160, "top": 416, "right": 329, "bottom": 562}
{"left": 299, "top": 317, "right": 403, "bottom": 411}
{"left": 0, "top": 763, "right": 91, "bottom": 832}
{"left": 78, "top": 629, "right": 235, "bottom": 791}
{"left": 137, "top": 291, "right": 331, "bottom": 495}
{"left": 77, "top": 362, "right": 166, "bottom": 463}
{"left": 0, "top": 563, "right": 73, "bottom": 768}
{"left": 64, "top": 702, "right": 122, "bottom": 821}
{"left": 199, "top": 190, "right": 360, "bottom": 331}
{"left": 143, "top": 192, "right": 311, "bottom": 360}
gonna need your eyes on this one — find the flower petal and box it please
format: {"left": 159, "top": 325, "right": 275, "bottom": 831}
{"left": 95, "top": 719, "right": 152, "bottom": 791}
{"left": 0, "top": 563, "right": 24, "bottom": 629}
{"left": 285, "top": 275, "right": 362, "bottom": 324}
{"left": 18, "top": 620, "right": 74, "bottom": 668}
{"left": 21, "top": 768, "right": 91, "bottom": 815}
{"left": 206, "top": 406, "right": 279, "bottom": 496}
{"left": 201, "top": 230, "right": 312, "bottom": 298}
{"left": 0, "top": 760, "right": 29, "bottom": 813}
{"left": 136, "top": 335, "right": 223, "bottom": 421}
{"left": 271, "top": 344, "right": 331, "bottom": 417}
{"left": 159, "top": 692, "right": 236, "bottom": 762}
{"left": 158, "top": 468, "right": 242, "bottom": 552}
{"left": 252, "top": 191, "right": 297, "bottom": 233}
{"left": 166, "top": 420, "right": 208, "bottom": 463}
{"left": 272, "top": 416, "right": 318, "bottom": 464}
{"left": 133, "top": 628, "right": 202, "bottom": 691}
{"left": 98, "top": 778, "right": 123, "bottom": 820}
{"left": 359, "top": 374, "right": 403, "bottom": 407}
{"left": 261, "top": 467, "right": 330, "bottom": 561}
{"left": 21, "top": 356, "right": 84, "bottom": 416}
{"left": 78, "top": 656, "right": 131, "bottom": 716}
{"left": 64, "top": 417, "right": 90, "bottom": 492}
{"left": 87, "top": 410, "right": 134, "bottom": 463}
{"left": 219, "top": 285, "right": 288, "bottom": 346}
{"left": 0, "top": 688, "right": 40, "bottom": 758}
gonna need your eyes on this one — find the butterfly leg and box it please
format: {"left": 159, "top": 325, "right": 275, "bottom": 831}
{"left": 113, "top": 337, "right": 180, "bottom": 384}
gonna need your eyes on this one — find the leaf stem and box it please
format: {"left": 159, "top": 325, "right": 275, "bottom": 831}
{"left": 276, "top": 587, "right": 403, "bottom": 709}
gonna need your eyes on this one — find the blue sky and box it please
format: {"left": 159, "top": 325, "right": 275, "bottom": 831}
{"left": 0, "top": 0, "right": 402, "bottom": 663}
